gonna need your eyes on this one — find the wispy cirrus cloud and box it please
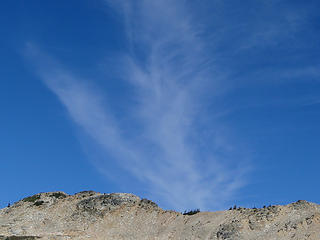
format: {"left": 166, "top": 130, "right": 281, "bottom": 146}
{"left": 25, "top": 0, "right": 250, "bottom": 211}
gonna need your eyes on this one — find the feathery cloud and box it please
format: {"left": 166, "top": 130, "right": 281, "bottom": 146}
{"left": 25, "top": 0, "right": 250, "bottom": 210}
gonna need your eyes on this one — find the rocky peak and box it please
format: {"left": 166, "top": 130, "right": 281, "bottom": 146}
{"left": 10, "top": 192, "right": 68, "bottom": 209}
{"left": 76, "top": 193, "right": 141, "bottom": 214}
{"left": 1, "top": 192, "right": 319, "bottom": 239}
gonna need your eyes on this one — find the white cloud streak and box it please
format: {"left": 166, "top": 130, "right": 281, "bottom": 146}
{"left": 26, "top": 0, "right": 249, "bottom": 210}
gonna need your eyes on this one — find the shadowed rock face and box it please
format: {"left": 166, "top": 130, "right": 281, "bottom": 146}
{"left": 77, "top": 193, "right": 140, "bottom": 214}
{"left": 1, "top": 192, "right": 319, "bottom": 240}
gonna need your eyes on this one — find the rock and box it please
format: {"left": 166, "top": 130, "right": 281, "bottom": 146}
{"left": 217, "top": 220, "right": 241, "bottom": 239}
{"left": 76, "top": 193, "right": 140, "bottom": 214}
{"left": 139, "top": 198, "right": 159, "bottom": 209}
{"left": 1, "top": 192, "right": 319, "bottom": 239}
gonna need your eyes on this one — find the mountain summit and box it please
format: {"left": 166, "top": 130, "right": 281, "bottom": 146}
{"left": 1, "top": 191, "right": 319, "bottom": 239}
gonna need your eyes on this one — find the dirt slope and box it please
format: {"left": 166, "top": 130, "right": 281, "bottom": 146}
{"left": 1, "top": 191, "right": 319, "bottom": 239}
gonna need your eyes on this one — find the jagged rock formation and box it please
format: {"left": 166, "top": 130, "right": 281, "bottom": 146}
{"left": 1, "top": 191, "right": 319, "bottom": 239}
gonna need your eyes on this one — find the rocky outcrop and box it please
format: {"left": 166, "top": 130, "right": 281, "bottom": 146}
{"left": 0, "top": 192, "right": 319, "bottom": 239}
{"left": 76, "top": 193, "right": 140, "bottom": 215}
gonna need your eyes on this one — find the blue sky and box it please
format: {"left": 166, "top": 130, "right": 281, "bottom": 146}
{"left": 1, "top": 0, "right": 320, "bottom": 211}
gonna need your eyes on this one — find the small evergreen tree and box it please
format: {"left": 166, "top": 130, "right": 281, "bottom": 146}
{"left": 182, "top": 209, "right": 200, "bottom": 215}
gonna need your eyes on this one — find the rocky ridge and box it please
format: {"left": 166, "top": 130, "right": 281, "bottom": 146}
{"left": 0, "top": 191, "right": 319, "bottom": 239}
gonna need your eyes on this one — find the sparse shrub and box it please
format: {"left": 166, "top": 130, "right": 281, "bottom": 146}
{"left": 50, "top": 192, "right": 67, "bottom": 199}
{"left": 76, "top": 191, "right": 96, "bottom": 198}
{"left": 22, "top": 194, "right": 40, "bottom": 203}
{"left": 233, "top": 205, "right": 237, "bottom": 210}
{"left": 183, "top": 209, "right": 200, "bottom": 215}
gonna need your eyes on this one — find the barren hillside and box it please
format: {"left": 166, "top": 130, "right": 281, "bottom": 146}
{"left": 1, "top": 191, "right": 319, "bottom": 239}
